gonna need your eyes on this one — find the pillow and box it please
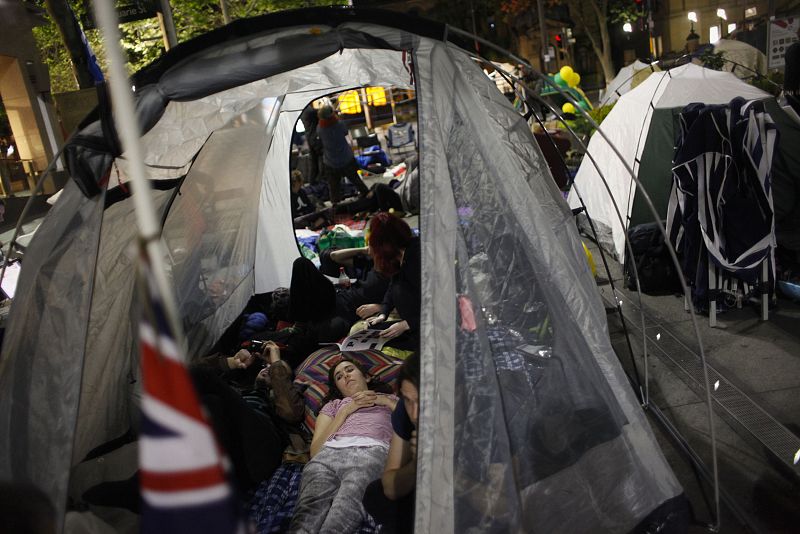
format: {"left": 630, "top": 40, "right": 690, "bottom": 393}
{"left": 293, "top": 347, "right": 405, "bottom": 432}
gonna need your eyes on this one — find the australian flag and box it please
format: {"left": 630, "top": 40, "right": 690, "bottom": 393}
{"left": 138, "top": 248, "right": 243, "bottom": 533}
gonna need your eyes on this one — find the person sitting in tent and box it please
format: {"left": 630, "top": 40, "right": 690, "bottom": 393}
{"left": 287, "top": 242, "right": 391, "bottom": 349}
{"left": 288, "top": 355, "right": 396, "bottom": 534}
{"left": 363, "top": 352, "right": 419, "bottom": 534}
{"left": 356, "top": 213, "right": 421, "bottom": 352}
{"left": 317, "top": 104, "right": 370, "bottom": 203}
{"left": 291, "top": 170, "right": 315, "bottom": 220}
{"left": 370, "top": 155, "right": 419, "bottom": 216}
{"left": 191, "top": 340, "right": 306, "bottom": 491}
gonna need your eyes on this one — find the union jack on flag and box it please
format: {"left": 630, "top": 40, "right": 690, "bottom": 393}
{"left": 138, "top": 250, "right": 243, "bottom": 533}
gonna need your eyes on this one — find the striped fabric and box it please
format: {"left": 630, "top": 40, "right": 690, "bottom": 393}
{"left": 667, "top": 97, "right": 777, "bottom": 306}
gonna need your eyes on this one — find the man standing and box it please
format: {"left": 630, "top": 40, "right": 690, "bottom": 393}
{"left": 317, "top": 104, "right": 369, "bottom": 203}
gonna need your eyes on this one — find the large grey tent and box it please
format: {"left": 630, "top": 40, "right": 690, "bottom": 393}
{"left": 0, "top": 8, "right": 683, "bottom": 533}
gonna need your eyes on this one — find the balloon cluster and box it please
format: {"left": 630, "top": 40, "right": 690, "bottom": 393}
{"left": 554, "top": 66, "right": 581, "bottom": 88}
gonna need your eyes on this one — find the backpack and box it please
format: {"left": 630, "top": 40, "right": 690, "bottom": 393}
{"left": 624, "top": 222, "right": 682, "bottom": 295}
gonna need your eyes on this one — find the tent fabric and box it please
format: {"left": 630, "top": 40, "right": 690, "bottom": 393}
{"left": 713, "top": 38, "right": 768, "bottom": 79}
{"left": 601, "top": 59, "right": 650, "bottom": 104}
{"left": 568, "top": 63, "right": 776, "bottom": 261}
{"left": 0, "top": 10, "right": 682, "bottom": 533}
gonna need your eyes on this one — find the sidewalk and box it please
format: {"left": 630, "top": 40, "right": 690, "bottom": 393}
{"left": 590, "top": 240, "right": 800, "bottom": 532}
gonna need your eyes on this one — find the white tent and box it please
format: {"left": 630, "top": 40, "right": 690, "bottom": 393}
{"left": 713, "top": 38, "right": 767, "bottom": 79}
{"left": 600, "top": 59, "right": 650, "bottom": 105}
{"left": 568, "top": 63, "right": 776, "bottom": 261}
{"left": 0, "top": 8, "right": 683, "bottom": 533}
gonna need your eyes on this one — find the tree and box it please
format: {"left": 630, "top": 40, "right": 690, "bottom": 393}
{"left": 43, "top": 0, "right": 97, "bottom": 89}
{"left": 500, "top": 0, "right": 639, "bottom": 83}
{"left": 32, "top": 0, "right": 347, "bottom": 94}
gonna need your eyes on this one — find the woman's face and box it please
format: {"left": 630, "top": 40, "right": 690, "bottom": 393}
{"left": 400, "top": 379, "right": 419, "bottom": 427}
{"left": 333, "top": 360, "right": 369, "bottom": 398}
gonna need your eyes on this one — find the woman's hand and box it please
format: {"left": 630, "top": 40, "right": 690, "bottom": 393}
{"left": 366, "top": 314, "right": 387, "bottom": 327}
{"left": 255, "top": 367, "right": 271, "bottom": 386}
{"left": 346, "top": 390, "right": 377, "bottom": 414}
{"left": 228, "top": 349, "right": 255, "bottom": 369}
{"left": 260, "top": 340, "right": 281, "bottom": 364}
{"left": 357, "top": 303, "right": 382, "bottom": 319}
{"left": 379, "top": 320, "right": 409, "bottom": 339}
{"left": 374, "top": 393, "right": 398, "bottom": 410}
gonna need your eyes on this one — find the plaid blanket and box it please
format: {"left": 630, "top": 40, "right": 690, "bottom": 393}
{"left": 248, "top": 463, "right": 379, "bottom": 533}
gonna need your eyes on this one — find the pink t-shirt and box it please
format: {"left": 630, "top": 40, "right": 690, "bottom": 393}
{"left": 320, "top": 395, "right": 397, "bottom": 445}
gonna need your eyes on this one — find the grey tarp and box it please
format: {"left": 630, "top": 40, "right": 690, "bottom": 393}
{"left": 0, "top": 10, "right": 682, "bottom": 533}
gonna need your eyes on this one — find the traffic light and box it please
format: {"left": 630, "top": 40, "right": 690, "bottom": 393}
{"left": 555, "top": 33, "right": 564, "bottom": 49}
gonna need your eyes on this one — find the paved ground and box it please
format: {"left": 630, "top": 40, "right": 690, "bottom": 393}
{"left": 589, "top": 240, "right": 800, "bottom": 533}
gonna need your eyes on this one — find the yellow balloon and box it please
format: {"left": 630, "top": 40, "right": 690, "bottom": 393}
{"left": 559, "top": 66, "right": 574, "bottom": 79}
{"left": 562, "top": 102, "right": 576, "bottom": 114}
{"left": 568, "top": 72, "right": 581, "bottom": 87}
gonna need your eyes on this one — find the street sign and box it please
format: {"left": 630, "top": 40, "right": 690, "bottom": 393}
{"left": 767, "top": 16, "right": 799, "bottom": 69}
{"left": 82, "top": 0, "right": 158, "bottom": 29}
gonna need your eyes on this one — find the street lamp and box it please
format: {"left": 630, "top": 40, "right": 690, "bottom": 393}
{"left": 623, "top": 22, "right": 633, "bottom": 33}
{"left": 688, "top": 11, "right": 697, "bottom": 33}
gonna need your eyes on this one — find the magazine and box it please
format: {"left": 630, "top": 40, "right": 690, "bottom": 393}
{"left": 323, "top": 328, "right": 388, "bottom": 352}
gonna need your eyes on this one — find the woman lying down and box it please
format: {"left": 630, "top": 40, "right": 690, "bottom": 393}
{"left": 288, "top": 356, "right": 397, "bottom": 534}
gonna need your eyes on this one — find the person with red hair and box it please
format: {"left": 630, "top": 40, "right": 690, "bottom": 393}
{"left": 356, "top": 213, "right": 421, "bottom": 350}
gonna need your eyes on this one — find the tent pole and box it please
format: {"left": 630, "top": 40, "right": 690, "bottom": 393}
{"left": 361, "top": 87, "right": 373, "bottom": 130}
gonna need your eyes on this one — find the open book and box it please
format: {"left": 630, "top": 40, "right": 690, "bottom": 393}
{"left": 322, "top": 328, "right": 388, "bottom": 352}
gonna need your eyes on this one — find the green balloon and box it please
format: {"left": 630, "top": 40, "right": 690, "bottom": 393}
{"left": 554, "top": 73, "right": 567, "bottom": 87}
{"left": 577, "top": 100, "right": 590, "bottom": 110}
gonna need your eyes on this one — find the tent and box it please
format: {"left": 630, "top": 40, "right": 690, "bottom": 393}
{"left": 0, "top": 8, "right": 683, "bottom": 533}
{"left": 713, "top": 38, "right": 767, "bottom": 79}
{"left": 600, "top": 59, "right": 651, "bottom": 105}
{"left": 568, "top": 62, "right": 800, "bottom": 262}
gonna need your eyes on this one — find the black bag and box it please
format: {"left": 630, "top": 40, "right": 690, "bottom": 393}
{"left": 624, "top": 222, "right": 682, "bottom": 295}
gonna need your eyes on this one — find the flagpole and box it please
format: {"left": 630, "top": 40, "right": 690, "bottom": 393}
{"left": 90, "top": 0, "right": 185, "bottom": 347}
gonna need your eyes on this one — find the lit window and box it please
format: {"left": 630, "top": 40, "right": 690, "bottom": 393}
{"left": 745, "top": 7, "right": 757, "bottom": 18}
{"left": 365, "top": 87, "right": 387, "bottom": 106}
{"left": 710, "top": 26, "right": 721, "bottom": 44}
{"left": 338, "top": 90, "right": 362, "bottom": 114}
{"left": 728, "top": 23, "right": 737, "bottom": 34}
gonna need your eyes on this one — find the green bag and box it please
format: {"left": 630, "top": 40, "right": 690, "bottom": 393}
{"left": 317, "top": 225, "right": 365, "bottom": 251}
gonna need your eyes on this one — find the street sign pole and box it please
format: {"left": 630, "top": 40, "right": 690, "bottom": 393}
{"left": 157, "top": 0, "right": 177, "bottom": 50}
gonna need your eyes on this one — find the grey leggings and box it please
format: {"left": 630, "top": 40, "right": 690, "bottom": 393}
{"left": 288, "top": 445, "right": 388, "bottom": 534}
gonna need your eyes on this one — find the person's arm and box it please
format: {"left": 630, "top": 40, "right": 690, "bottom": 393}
{"left": 380, "top": 284, "right": 394, "bottom": 319}
{"left": 329, "top": 246, "right": 370, "bottom": 268}
{"left": 270, "top": 361, "right": 305, "bottom": 423}
{"left": 374, "top": 393, "right": 398, "bottom": 412}
{"left": 357, "top": 303, "right": 383, "bottom": 320}
{"left": 381, "top": 432, "right": 416, "bottom": 500}
{"left": 197, "top": 349, "right": 256, "bottom": 372}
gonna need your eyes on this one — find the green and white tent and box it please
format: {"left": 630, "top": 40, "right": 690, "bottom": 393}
{"left": 569, "top": 62, "right": 800, "bottom": 261}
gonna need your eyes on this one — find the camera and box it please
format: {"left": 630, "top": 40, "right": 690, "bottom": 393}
{"left": 242, "top": 339, "right": 267, "bottom": 353}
